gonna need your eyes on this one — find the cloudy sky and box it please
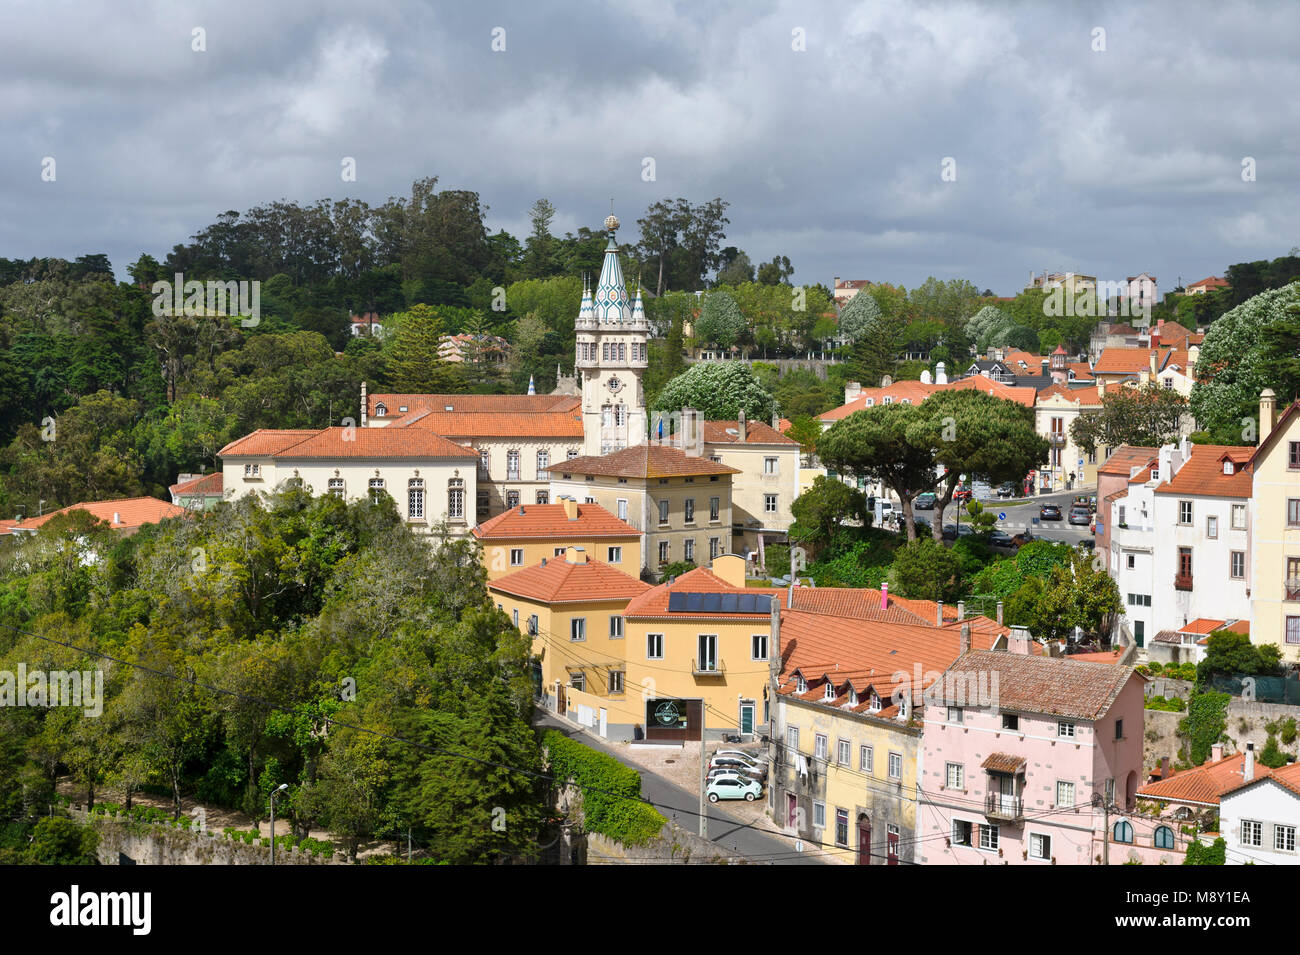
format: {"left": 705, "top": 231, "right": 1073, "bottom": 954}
{"left": 2, "top": 0, "right": 1297, "bottom": 295}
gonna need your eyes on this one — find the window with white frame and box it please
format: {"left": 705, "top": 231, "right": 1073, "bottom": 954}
{"left": 946, "top": 763, "right": 963, "bottom": 790}
{"left": 813, "top": 801, "right": 826, "bottom": 830}
{"left": 787, "top": 726, "right": 799, "bottom": 752}
{"left": 814, "top": 734, "right": 828, "bottom": 760}
{"left": 751, "top": 634, "right": 767, "bottom": 660}
{"left": 684, "top": 538, "right": 695, "bottom": 562}
{"left": 569, "top": 672, "right": 584, "bottom": 692}
{"left": 1232, "top": 503, "right": 1246, "bottom": 530}
{"left": 837, "top": 739, "right": 850, "bottom": 764}
{"left": 507, "top": 450, "right": 520, "bottom": 480}
{"left": 609, "top": 616, "right": 623, "bottom": 639}
{"left": 567, "top": 618, "right": 587, "bottom": 642}
{"left": 511, "top": 609, "right": 518, "bottom": 627}
{"left": 1058, "top": 721, "right": 1075, "bottom": 738}
{"left": 796, "top": 674, "right": 806, "bottom": 693}
{"left": 684, "top": 498, "right": 695, "bottom": 523}
{"left": 506, "top": 490, "right": 520, "bottom": 509}
{"left": 608, "top": 671, "right": 624, "bottom": 694}
{"left": 407, "top": 478, "right": 425, "bottom": 520}
{"left": 536, "top": 449, "right": 549, "bottom": 473}
{"left": 327, "top": 477, "right": 345, "bottom": 499}
{"left": 244, "top": 463, "right": 261, "bottom": 478}
{"left": 448, "top": 479, "right": 464, "bottom": 520}
{"left": 605, "top": 545, "right": 622, "bottom": 564}
{"left": 536, "top": 490, "right": 549, "bottom": 504}
{"left": 617, "top": 498, "right": 628, "bottom": 521}
{"left": 646, "top": 633, "right": 664, "bottom": 659}
{"left": 567, "top": 449, "right": 579, "bottom": 460}
{"left": 1206, "top": 515, "right": 1218, "bottom": 539}
{"left": 979, "top": 824, "right": 999, "bottom": 851}
{"left": 860, "top": 745, "right": 873, "bottom": 773}
{"left": 1029, "top": 833, "right": 1051, "bottom": 860}
{"left": 1056, "top": 781, "right": 1075, "bottom": 808}
{"left": 1231, "top": 551, "right": 1245, "bottom": 579}
{"left": 658, "top": 540, "right": 669, "bottom": 564}
{"left": 709, "top": 537, "right": 720, "bottom": 559}
{"left": 709, "top": 497, "right": 720, "bottom": 521}
{"left": 823, "top": 683, "right": 836, "bottom": 701}
{"left": 1276, "top": 824, "right": 1296, "bottom": 852}
{"left": 658, "top": 499, "right": 670, "bottom": 524}
{"left": 479, "top": 448, "right": 490, "bottom": 471}
{"left": 888, "top": 752, "right": 902, "bottom": 780}
{"left": 765, "top": 494, "right": 778, "bottom": 513}
{"left": 368, "top": 477, "right": 385, "bottom": 504}
{"left": 1242, "top": 820, "right": 1262, "bottom": 847}
{"left": 764, "top": 457, "right": 778, "bottom": 475}
{"left": 1178, "top": 500, "right": 1192, "bottom": 524}
{"left": 509, "top": 548, "right": 524, "bottom": 566}
{"left": 952, "top": 819, "right": 972, "bottom": 846}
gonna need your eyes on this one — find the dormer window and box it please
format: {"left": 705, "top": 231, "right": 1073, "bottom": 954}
{"left": 848, "top": 689, "right": 858, "bottom": 706}
{"left": 868, "top": 692, "right": 881, "bottom": 712}
{"left": 375, "top": 403, "right": 387, "bottom": 416}
{"left": 1223, "top": 460, "right": 1234, "bottom": 475}
{"left": 796, "top": 675, "right": 807, "bottom": 694}
{"left": 824, "top": 683, "right": 836, "bottom": 701}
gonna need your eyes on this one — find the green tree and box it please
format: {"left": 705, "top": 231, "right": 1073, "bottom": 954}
{"left": 651, "top": 361, "right": 778, "bottom": 422}
{"left": 790, "top": 475, "right": 867, "bottom": 547}
{"left": 785, "top": 415, "right": 822, "bottom": 464}
{"left": 1071, "top": 385, "right": 1188, "bottom": 454}
{"left": 891, "top": 537, "right": 962, "bottom": 602}
{"left": 27, "top": 817, "right": 100, "bottom": 865}
{"left": 694, "top": 290, "right": 746, "bottom": 350}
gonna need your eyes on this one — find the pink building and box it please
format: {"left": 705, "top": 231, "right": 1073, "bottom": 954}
{"left": 919, "top": 649, "right": 1155, "bottom": 865}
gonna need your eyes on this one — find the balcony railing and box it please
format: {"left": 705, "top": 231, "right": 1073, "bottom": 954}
{"left": 984, "top": 793, "right": 1023, "bottom": 821}
{"left": 1174, "top": 573, "right": 1194, "bottom": 592}
{"left": 1286, "top": 578, "right": 1300, "bottom": 601}
{"left": 692, "top": 658, "right": 725, "bottom": 676}
{"left": 1048, "top": 432, "right": 1067, "bottom": 447}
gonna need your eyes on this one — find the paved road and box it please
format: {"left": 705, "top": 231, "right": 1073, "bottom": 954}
{"left": 988, "top": 489, "right": 1096, "bottom": 546}
{"left": 536, "top": 711, "right": 825, "bottom": 865}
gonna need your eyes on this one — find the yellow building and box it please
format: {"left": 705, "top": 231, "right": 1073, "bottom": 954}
{"left": 770, "top": 600, "right": 1012, "bottom": 865}
{"left": 546, "top": 443, "right": 739, "bottom": 577}
{"left": 622, "top": 555, "right": 779, "bottom": 742}
{"left": 472, "top": 498, "right": 641, "bottom": 580}
{"left": 1035, "top": 381, "right": 1105, "bottom": 490}
{"left": 1249, "top": 391, "right": 1300, "bottom": 663}
{"left": 487, "top": 546, "right": 650, "bottom": 732}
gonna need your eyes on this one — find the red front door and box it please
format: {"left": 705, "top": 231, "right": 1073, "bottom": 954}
{"left": 858, "top": 819, "right": 872, "bottom": 865}
{"left": 887, "top": 828, "right": 899, "bottom": 865}
{"left": 787, "top": 794, "right": 798, "bottom": 829}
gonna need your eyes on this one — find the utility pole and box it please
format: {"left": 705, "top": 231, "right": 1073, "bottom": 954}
{"left": 699, "top": 707, "right": 708, "bottom": 839}
{"left": 1094, "top": 791, "right": 1110, "bottom": 865}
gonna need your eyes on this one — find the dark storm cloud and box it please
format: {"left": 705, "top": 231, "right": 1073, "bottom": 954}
{"left": 1, "top": 0, "right": 1296, "bottom": 294}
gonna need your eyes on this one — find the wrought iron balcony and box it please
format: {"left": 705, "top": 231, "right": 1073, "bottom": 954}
{"left": 1174, "top": 573, "right": 1194, "bottom": 592}
{"left": 692, "top": 658, "right": 725, "bottom": 677}
{"left": 1048, "top": 432, "right": 1067, "bottom": 447}
{"left": 984, "top": 793, "right": 1024, "bottom": 821}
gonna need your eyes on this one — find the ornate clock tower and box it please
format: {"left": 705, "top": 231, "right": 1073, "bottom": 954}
{"left": 577, "top": 214, "right": 648, "bottom": 456}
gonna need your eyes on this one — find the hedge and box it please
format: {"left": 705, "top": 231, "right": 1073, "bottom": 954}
{"left": 543, "top": 730, "right": 666, "bottom": 846}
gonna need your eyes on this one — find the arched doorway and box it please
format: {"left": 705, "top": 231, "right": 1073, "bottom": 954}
{"left": 857, "top": 813, "right": 872, "bottom": 866}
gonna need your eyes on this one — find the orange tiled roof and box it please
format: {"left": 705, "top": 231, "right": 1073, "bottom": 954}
{"left": 788, "top": 587, "right": 946, "bottom": 625}
{"left": 549, "top": 444, "right": 740, "bottom": 479}
{"left": 369, "top": 393, "right": 579, "bottom": 417}
{"left": 1001, "top": 349, "right": 1039, "bottom": 369}
{"left": 777, "top": 417, "right": 793, "bottom": 434}
{"left": 222, "top": 427, "right": 479, "bottom": 460}
{"left": 1038, "top": 382, "right": 1101, "bottom": 405}
{"left": 472, "top": 503, "right": 641, "bottom": 541}
{"left": 21, "top": 497, "right": 187, "bottom": 533}
{"left": 1068, "top": 362, "right": 1094, "bottom": 380}
{"left": 935, "top": 650, "right": 1138, "bottom": 721}
{"left": 625, "top": 567, "right": 780, "bottom": 619}
{"left": 169, "top": 471, "right": 223, "bottom": 497}
{"left": 1138, "top": 752, "right": 1269, "bottom": 807}
{"left": 821, "top": 376, "right": 1036, "bottom": 422}
{"left": 1181, "top": 618, "right": 1227, "bottom": 635}
{"left": 488, "top": 556, "right": 651, "bottom": 605}
{"left": 1093, "top": 347, "right": 1165, "bottom": 376}
{"left": 1154, "top": 444, "right": 1253, "bottom": 499}
{"left": 1098, "top": 445, "right": 1159, "bottom": 476}
{"left": 392, "top": 410, "right": 583, "bottom": 439}
{"left": 777, "top": 610, "right": 1007, "bottom": 710}
{"left": 702, "top": 420, "right": 798, "bottom": 445}
{"left": 1222, "top": 762, "right": 1300, "bottom": 800}
{"left": 1186, "top": 276, "right": 1228, "bottom": 292}
{"left": 1064, "top": 648, "right": 1126, "bottom": 663}
{"left": 982, "top": 753, "right": 1027, "bottom": 774}
{"left": 218, "top": 429, "right": 320, "bottom": 456}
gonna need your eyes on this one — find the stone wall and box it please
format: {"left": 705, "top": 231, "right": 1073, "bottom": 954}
{"left": 1141, "top": 691, "right": 1300, "bottom": 771}
{"left": 74, "top": 811, "right": 343, "bottom": 866}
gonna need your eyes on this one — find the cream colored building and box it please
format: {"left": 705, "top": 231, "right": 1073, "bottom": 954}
{"left": 1249, "top": 391, "right": 1300, "bottom": 663}
{"left": 472, "top": 498, "right": 642, "bottom": 580}
{"left": 701, "top": 414, "right": 801, "bottom": 564}
{"left": 547, "top": 442, "right": 739, "bottom": 577}
{"left": 218, "top": 427, "right": 480, "bottom": 535}
{"left": 1035, "top": 382, "right": 1104, "bottom": 490}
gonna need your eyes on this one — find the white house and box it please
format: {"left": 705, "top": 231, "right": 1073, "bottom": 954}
{"left": 1109, "top": 439, "right": 1253, "bottom": 652}
{"left": 1219, "top": 746, "right": 1300, "bottom": 865}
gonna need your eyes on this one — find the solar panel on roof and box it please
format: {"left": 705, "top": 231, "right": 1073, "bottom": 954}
{"left": 701, "top": 593, "right": 722, "bottom": 613}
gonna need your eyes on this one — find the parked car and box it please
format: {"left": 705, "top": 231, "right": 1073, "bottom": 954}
{"left": 707, "top": 774, "right": 763, "bottom": 803}
{"left": 1039, "top": 504, "right": 1062, "bottom": 520}
{"left": 914, "top": 492, "right": 936, "bottom": 510}
{"left": 1076, "top": 538, "right": 1096, "bottom": 551}
{"left": 1067, "top": 505, "right": 1091, "bottom": 526}
{"left": 996, "top": 482, "right": 1017, "bottom": 499}
{"left": 1011, "top": 530, "right": 1036, "bottom": 547}
{"left": 712, "top": 749, "right": 764, "bottom": 766}
{"left": 709, "top": 755, "right": 767, "bottom": 780}
{"left": 988, "top": 529, "right": 1017, "bottom": 548}
{"left": 1073, "top": 495, "right": 1097, "bottom": 514}
{"left": 942, "top": 523, "right": 957, "bottom": 540}
{"left": 707, "top": 766, "right": 756, "bottom": 783}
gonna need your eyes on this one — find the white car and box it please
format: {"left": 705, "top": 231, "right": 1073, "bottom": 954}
{"left": 707, "top": 774, "right": 763, "bottom": 803}
{"left": 712, "top": 749, "right": 765, "bottom": 766}
{"left": 708, "top": 755, "right": 767, "bottom": 780}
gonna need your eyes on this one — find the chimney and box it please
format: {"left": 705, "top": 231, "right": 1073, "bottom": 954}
{"left": 562, "top": 497, "right": 579, "bottom": 521}
{"left": 565, "top": 546, "right": 587, "bottom": 565}
{"left": 880, "top": 581, "right": 889, "bottom": 609}
{"left": 845, "top": 381, "right": 862, "bottom": 404}
{"left": 994, "top": 601, "right": 1003, "bottom": 626}
{"left": 1160, "top": 756, "right": 1171, "bottom": 780}
{"left": 540, "top": 557, "right": 547, "bottom": 567}
{"left": 737, "top": 409, "right": 746, "bottom": 442}
{"left": 360, "top": 380, "right": 368, "bottom": 428}
{"left": 1245, "top": 742, "right": 1255, "bottom": 781}
{"left": 960, "top": 623, "right": 971, "bottom": 654}
{"left": 936, "top": 600, "right": 944, "bottom": 626}
{"left": 1260, "top": 388, "right": 1277, "bottom": 444}
{"left": 935, "top": 362, "right": 947, "bottom": 385}
{"left": 771, "top": 411, "right": 780, "bottom": 430}
{"left": 957, "top": 600, "right": 965, "bottom": 621}
{"left": 1008, "top": 626, "right": 1032, "bottom": 654}
{"left": 1097, "top": 377, "right": 1106, "bottom": 397}
{"left": 1210, "top": 742, "right": 1224, "bottom": 763}
{"left": 1149, "top": 349, "right": 1158, "bottom": 378}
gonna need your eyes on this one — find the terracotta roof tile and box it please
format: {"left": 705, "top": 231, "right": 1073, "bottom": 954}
{"left": 549, "top": 444, "right": 740, "bottom": 479}
{"left": 702, "top": 420, "right": 798, "bottom": 445}
{"left": 20, "top": 497, "right": 187, "bottom": 533}
{"left": 1181, "top": 618, "right": 1227, "bottom": 635}
{"left": 169, "top": 472, "right": 224, "bottom": 497}
{"left": 1098, "top": 446, "right": 1160, "bottom": 476}
{"left": 625, "top": 567, "right": 780, "bottom": 619}
{"left": 982, "top": 753, "right": 1027, "bottom": 774}
{"left": 488, "top": 556, "right": 651, "bottom": 605}
{"left": 230, "top": 427, "right": 480, "bottom": 460}
{"left": 392, "top": 410, "right": 584, "bottom": 439}
{"left": 219, "top": 429, "right": 320, "bottom": 456}
{"left": 934, "top": 650, "right": 1139, "bottom": 721}
{"left": 369, "top": 393, "right": 579, "bottom": 416}
{"left": 1154, "top": 444, "right": 1253, "bottom": 499}
{"left": 1138, "top": 753, "right": 1269, "bottom": 807}
{"left": 820, "top": 376, "right": 1036, "bottom": 422}
{"left": 1222, "top": 762, "right": 1300, "bottom": 800}
{"left": 472, "top": 503, "right": 641, "bottom": 541}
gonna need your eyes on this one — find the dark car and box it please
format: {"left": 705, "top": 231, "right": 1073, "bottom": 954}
{"left": 1011, "top": 530, "right": 1036, "bottom": 547}
{"left": 1068, "top": 505, "right": 1091, "bottom": 526}
{"left": 988, "top": 529, "right": 1017, "bottom": 548}
{"left": 1039, "top": 504, "right": 1063, "bottom": 520}
{"left": 914, "top": 492, "right": 936, "bottom": 510}
{"left": 996, "top": 482, "right": 1017, "bottom": 499}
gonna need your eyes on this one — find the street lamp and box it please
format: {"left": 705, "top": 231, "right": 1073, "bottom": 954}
{"left": 269, "top": 783, "right": 289, "bottom": 865}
